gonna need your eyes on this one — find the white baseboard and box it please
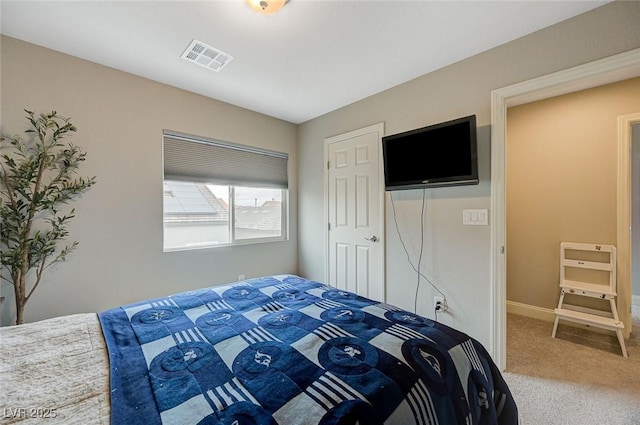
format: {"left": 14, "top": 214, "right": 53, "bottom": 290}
{"left": 507, "top": 300, "right": 617, "bottom": 335}
{"left": 506, "top": 300, "right": 555, "bottom": 322}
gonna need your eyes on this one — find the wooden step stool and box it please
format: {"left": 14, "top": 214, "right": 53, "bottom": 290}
{"left": 551, "top": 242, "right": 627, "bottom": 357}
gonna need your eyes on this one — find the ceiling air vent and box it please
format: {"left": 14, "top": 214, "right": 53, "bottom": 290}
{"left": 181, "top": 39, "right": 233, "bottom": 72}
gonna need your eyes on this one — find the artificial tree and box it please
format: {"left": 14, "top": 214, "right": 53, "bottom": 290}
{"left": 0, "top": 110, "right": 96, "bottom": 325}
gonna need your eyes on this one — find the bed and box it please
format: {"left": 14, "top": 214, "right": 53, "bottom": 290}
{"left": 0, "top": 275, "right": 518, "bottom": 425}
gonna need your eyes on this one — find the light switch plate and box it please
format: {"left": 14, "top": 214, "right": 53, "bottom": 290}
{"left": 463, "top": 209, "right": 489, "bottom": 225}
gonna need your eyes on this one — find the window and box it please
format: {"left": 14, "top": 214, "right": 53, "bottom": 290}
{"left": 163, "top": 131, "right": 288, "bottom": 251}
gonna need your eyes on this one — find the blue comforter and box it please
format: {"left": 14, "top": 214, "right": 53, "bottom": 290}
{"left": 98, "top": 275, "right": 518, "bottom": 425}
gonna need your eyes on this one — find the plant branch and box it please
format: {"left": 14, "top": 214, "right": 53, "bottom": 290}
{"left": 25, "top": 253, "right": 49, "bottom": 303}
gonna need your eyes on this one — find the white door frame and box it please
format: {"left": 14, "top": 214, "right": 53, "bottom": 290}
{"left": 490, "top": 48, "right": 640, "bottom": 371}
{"left": 323, "top": 123, "right": 385, "bottom": 295}
{"left": 618, "top": 112, "right": 640, "bottom": 334}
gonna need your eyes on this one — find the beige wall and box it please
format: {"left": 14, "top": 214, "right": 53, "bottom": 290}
{"left": 507, "top": 78, "right": 640, "bottom": 309}
{"left": 0, "top": 36, "right": 298, "bottom": 325}
{"left": 298, "top": 1, "right": 640, "bottom": 348}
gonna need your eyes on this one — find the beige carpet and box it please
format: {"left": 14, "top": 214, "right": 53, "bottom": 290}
{"left": 503, "top": 309, "right": 640, "bottom": 424}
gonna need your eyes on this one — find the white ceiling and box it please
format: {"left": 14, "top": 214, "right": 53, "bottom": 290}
{"left": 1, "top": 1, "right": 610, "bottom": 124}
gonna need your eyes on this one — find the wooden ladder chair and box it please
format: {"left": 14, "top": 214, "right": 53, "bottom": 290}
{"left": 551, "top": 242, "right": 627, "bottom": 357}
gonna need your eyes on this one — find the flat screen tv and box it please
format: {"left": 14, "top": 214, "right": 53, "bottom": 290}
{"left": 382, "top": 115, "right": 478, "bottom": 190}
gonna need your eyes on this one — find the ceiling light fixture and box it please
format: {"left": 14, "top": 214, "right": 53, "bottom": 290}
{"left": 245, "top": 0, "right": 289, "bottom": 15}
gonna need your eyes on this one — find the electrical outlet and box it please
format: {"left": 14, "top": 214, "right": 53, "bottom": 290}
{"left": 434, "top": 296, "right": 448, "bottom": 312}
{"left": 238, "top": 274, "right": 245, "bottom": 281}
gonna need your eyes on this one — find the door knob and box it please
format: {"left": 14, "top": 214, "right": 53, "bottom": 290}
{"left": 364, "top": 235, "right": 379, "bottom": 242}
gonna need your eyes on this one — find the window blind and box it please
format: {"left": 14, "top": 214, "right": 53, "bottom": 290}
{"left": 163, "top": 131, "right": 288, "bottom": 189}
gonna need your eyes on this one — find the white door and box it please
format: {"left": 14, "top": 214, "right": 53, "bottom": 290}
{"left": 325, "top": 123, "right": 385, "bottom": 302}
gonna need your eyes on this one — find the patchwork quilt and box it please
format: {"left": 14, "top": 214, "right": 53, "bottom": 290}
{"left": 98, "top": 275, "right": 518, "bottom": 425}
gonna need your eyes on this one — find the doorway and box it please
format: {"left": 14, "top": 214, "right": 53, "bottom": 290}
{"left": 634, "top": 124, "right": 640, "bottom": 310}
{"left": 490, "top": 48, "right": 640, "bottom": 371}
{"left": 626, "top": 118, "right": 640, "bottom": 315}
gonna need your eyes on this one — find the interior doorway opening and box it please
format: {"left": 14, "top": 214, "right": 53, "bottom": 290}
{"left": 490, "top": 48, "right": 640, "bottom": 371}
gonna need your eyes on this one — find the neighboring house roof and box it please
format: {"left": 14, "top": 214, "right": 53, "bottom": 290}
{"left": 261, "top": 200, "right": 281, "bottom": 208}
{"left": 163, "top": 181, "right": 281, "bottom": 230}
{"left": 163, "top": 181, "right": 228, "bottom": 223}
{"left": 235, "top": 204, "right": 281, "bottom": 231}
